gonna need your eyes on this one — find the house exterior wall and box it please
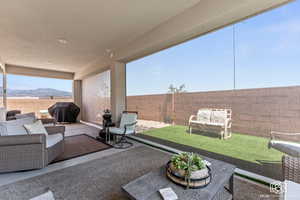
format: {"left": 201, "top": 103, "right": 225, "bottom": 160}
{"left": 127, "top": 86, "right": 300, "bottom": 138}
{"left": 81, "top": 70, "right": 111, "bottom": 124}
{"left": 80, "top": 62, "right": 126, "bottom": 125}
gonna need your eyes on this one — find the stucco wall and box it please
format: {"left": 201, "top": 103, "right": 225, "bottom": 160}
{"left": 81, "top": 70, "right": 111, "bottom": 124}
{"left": 127, "top": 86, "right": 300, "bottom": 138}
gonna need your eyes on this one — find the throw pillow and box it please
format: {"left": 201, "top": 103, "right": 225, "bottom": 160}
{"left": 0, "top": 117, "right": 35, "bottom": 136}
{"left": 24, "top": 120, "right": 48, "bottom": 136}
{"left": 0, "top": 107, "right": 6, "bottom": 122}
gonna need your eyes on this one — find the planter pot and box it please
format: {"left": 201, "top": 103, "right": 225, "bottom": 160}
{"left": 169, "top": 163, "right": 209, "bottom": 179}
{"left": 166, "top": 161, "right": 211, "bottom": 189}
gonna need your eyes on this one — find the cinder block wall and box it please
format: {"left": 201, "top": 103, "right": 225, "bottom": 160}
{"left": 7, "top": 98, "right": 73, "bottom": 118}
{"left": 127, "top": 86, "right": 300, "bottom": 138}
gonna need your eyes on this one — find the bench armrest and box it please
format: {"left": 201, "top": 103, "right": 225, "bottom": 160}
{"left": 45, "top": 126, "right": 65, "bottom": 138}
{"left": 0, "top": 134, "right": 45, "bottom": 146}
{"left": 225, "top": 119, "right": 232, "bottom": 129}
{"left": 189, "top": 115, "right": 196, "bottom": 124}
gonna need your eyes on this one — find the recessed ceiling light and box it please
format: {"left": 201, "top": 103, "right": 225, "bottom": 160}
{"left": 105, "top": 49, "right": 114, "bottom": 58}
{"left": 109, "top": 52, "right": 114, "bottom": 58}
{"left": 58, "top": 39, "right": 68, "bottom": 44}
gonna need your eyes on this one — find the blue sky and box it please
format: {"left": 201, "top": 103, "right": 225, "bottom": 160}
{"left": 127, "top": 1, "right": 300, "bottom": 95}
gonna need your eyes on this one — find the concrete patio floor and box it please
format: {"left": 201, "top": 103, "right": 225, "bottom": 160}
{"left": 0, "top": 123, "right": 281, "bottom": 200}
{"left": 0, "top": 123, "right": 141, "bottom": 187}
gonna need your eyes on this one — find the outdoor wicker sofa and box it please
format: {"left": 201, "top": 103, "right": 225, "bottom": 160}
{"left": 188, "top": 108, "right": 232, "bottom": 139}
{"left": 0, "top": 125, "right": 65, "bottom": 173}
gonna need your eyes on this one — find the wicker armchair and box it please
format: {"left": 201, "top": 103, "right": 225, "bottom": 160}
{"left": 269, "top": 131, "right": 300, "bottom": 184}
{"left": 0, "top": 126, "right": 65, "bottom": 173}
{"left": 282, "top": 155, "right": 300, "bottom": 184}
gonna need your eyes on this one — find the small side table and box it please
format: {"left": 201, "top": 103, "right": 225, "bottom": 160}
{"left": 123, "top": 158, "right": 235, "bottom": 200}
{"left": 97, "top": 123, "right": 115, "bottom": 143}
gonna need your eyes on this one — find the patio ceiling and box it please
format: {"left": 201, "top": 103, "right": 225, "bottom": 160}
{"left": 0, "top": 0, "right": 293, "bottom": 79}
{"left": 0, "top": 0, "right": 200, "bottom": 73}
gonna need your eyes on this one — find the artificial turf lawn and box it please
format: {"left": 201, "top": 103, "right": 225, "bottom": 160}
{"left": 142, "top": 125, "right": 284, "bottom": 164}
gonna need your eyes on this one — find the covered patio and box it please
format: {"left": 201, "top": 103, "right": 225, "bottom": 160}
{"left": 0, "top": 123, "right": 271, "bottom": 200}
{"left": 0, "top": 0, "right": 297, "bottom": 199}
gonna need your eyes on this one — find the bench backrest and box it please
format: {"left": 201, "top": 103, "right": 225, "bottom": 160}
{"left": 197, "top": 108, "right": 231, "bottom": 124}
{"left": 196, "top": 109, "right": 212, "bottom": 123}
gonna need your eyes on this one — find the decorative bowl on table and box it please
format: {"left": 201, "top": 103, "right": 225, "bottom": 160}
{"left": 166, "top": 152, "right": 211, "bottom": 189}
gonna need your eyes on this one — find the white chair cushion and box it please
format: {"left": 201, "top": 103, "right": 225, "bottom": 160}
{"left": 119, "top": 113, "right": 137, "bottom": 131}
{"left": 269, "top": 140, "right": 300, "bottom": 157}
{"left": 0, "top": 117, "right": 35, "bottom": 136}
{"left": 0, "top": 107, "right": 6, "bottom": 122}
{"left": 46, "top": 133, "right": 63, "bottom": 148}
{"left": 109, "top": 127, "right": 135, "bottom": 135}
{"left": 24, "top": 120, "right": 48, "bottom": 136}
{"left": 197, "top": 109, "right": 211, "bottom": 124}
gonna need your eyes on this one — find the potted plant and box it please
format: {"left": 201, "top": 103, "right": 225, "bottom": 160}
{"left": 168, "top": 152, "right": 209, "bottom": 189}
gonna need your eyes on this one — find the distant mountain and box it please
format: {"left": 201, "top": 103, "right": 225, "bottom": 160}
{"left": 0, "top": 87, "right": 72, "bottom": 97}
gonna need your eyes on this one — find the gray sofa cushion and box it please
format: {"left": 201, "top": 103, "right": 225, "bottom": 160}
{"left": 16, "top": 112, "right": 36, "bottom": 120}
{"left": 0, "top": 117, "right": 35, "bottom": 136}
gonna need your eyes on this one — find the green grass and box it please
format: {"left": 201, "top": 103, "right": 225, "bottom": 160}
{"left": 142, "top": 125, "right": 284, "bottom": 164}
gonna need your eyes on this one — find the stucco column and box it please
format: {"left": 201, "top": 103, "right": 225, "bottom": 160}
{"left": 73, "top": 80, "right": 82, "bottom": 121}
{"left": 2, "top": 64, "right": 7, "bottom": 108}
{"left": 110, "top": 61, "right": 126, "bottom": 122}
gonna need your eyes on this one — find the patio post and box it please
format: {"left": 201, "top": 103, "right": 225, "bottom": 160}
{"left": 110, "top": 61, "right": 126, "bottom": 123}
{"left": 73, "top": 80, "right": 82, "bottom": 121}
{"left": 1, "top": 63, "right": 7, "bottom": 108}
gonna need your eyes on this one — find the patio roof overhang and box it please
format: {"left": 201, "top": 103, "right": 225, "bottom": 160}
{"left": 0, "top": 0, "right": 293, "bottom": 79}
{"left": 5, "top": 64, "right": 74, "bottom": 80}
{"left": 0, "top": 0, "right": 294, "bottom": 120}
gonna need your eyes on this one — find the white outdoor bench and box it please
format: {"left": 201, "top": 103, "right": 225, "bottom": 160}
{"left": 188, "top": 108, "right": 232, "bottom": 139}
